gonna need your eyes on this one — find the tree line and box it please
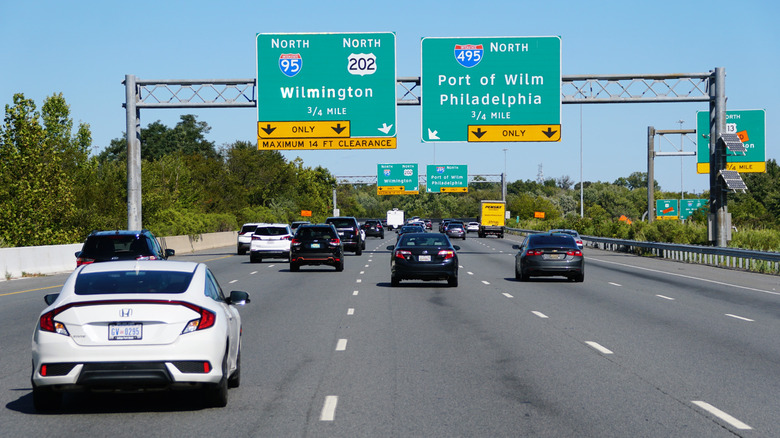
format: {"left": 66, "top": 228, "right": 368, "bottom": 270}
{"left": 2, "top": 93, "right": 779, "bottom": 250}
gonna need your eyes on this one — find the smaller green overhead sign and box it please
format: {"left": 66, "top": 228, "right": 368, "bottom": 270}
{"left": 656, "top": 199, "right": 679, "bottom": 220}
{"left": 377, "top": 163, "right": 418, "bottom": 195}
{"left": 427, "top": 165, "right": 468, "bottom": 193}
{"left": 680, "top": 199, "right": 707, "bottom": 220}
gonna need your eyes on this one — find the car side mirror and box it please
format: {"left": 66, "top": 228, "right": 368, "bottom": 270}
{"left": 453, "top": 245, "right": 461, "bottom": 251}
{"left": 386, "top": 245, "right": 395, "bottom": 251}
{"left": 165, "top": 249, "right": 175, "bottom": 257}
{"left": 44, "top": 293, "right": 59, "bottom": 306}
{"left": 228, "top": 290, "right": 250, "bottom": 306}
{"left": 512, "top": 245, "right": 520, "bottom": 250}
{"left": 74, "top": 251, "right": 81, "bottom": 258}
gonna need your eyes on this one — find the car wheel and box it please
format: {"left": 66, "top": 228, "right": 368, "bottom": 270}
{"left": 204, "top": 349, "right": 229, "bottom": 408}
{"left": 362, "top": 240, "right": 366, "bottom": 250}
{"left": 575, "top": 272, "right": 585, "bottom": 282}
{"left": 448, "top": 275, "right": 458, "bottom": 287}
{"left": 249, "top": 254, "right": 257, "bottom": 263}
{"left": 380, "top": 233, "right": 384, "bottom": 239}
{"left": 391, "top": 274, "right": 400, "bottom": 286}
{"left": 32, "top": 385, "right": 62, "bottom": 411}
{"left": 515, "top": 266, "right": 521, "bottom": 280}
{"left": 335, "top": 261, "right": 344, "bottom": 272}
{"left": 290, "top": 262, "right": 300, "bottom": 272}
{"left": 238, "top": 247, "right": 246, "bottom": 255}
{"left": 462, "top": 235, "right": 466, "bottom": 240}
{"left": 355, "top": 247, "right": 362, "bottom": 256}
{"left": 228, "top": 344, "right": 241, "bottom": 388}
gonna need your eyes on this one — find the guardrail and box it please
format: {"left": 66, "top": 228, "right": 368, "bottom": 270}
{"left": 506, "top": 227, "right": 780, "bottom": 274}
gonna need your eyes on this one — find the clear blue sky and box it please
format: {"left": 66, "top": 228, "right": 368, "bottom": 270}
{"left": 2, "top": 0, "right": 777, "bottom": 195}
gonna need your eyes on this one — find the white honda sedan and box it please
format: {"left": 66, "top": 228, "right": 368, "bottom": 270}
{"left": 31, "top": 260, "right": 250, "bottom": 411}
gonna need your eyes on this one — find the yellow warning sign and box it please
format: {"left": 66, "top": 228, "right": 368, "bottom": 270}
{"left": 258, "top": 137, "right": 396, "bottom": 150}
{"left": 467, "top": 124, "right": 561, "bottom": 142}
{"left": 258, "top": 121, "right": 350, "bottom": 139}
{"left": 377, "top": 186, "right": 418, "bottom": 195}
{"left": 440, "top": 187, "right": 468, "bottom": 193}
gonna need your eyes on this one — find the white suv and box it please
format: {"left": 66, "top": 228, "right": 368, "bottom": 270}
{"left": 237, "top": 223, "right": 263, "bottom": 255}
{"left": 249, "top": 223, "right": 293, "bottom": 262}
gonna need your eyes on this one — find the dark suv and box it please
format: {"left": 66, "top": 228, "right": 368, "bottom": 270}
{"left": 75, "top": 230, "right": 174, "bottom": 267}
{"left": 325, "top": 217, "right": 364, "bottom": 255}
{"left": 290, "top": 224, "right": 344, "bottom": 271}
{"left": 361, "top": 219, "right": 384, "bottom": 239}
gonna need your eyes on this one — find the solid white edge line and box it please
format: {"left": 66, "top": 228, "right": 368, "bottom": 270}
{"left": 656, "top": 294, "right": 676, "bottom": 300}
{"left": 590, "top": 257, "right": 780, "bottom": 296}
{"left": 725, "top": 313, "right": 755, "bottom": 322}
{"left": 691, "top": 400, "right": 752, "bottom": 430}
{"left": 336, "top": 339, "right": 347, "bottom": 351}
{"left": 320, "top": 395, "right": 339, "bottom": 421}
{"left": 502, "top": 293, "right": 513, "bottom": 298}
{"left": 586, "top": 341, "right": 614, "bottom": 355}
{"left": 347, "top": 308, "right": 355, "bottom": 315}
{"left": 532, "top": 311, "right": 549, "bottom": 319}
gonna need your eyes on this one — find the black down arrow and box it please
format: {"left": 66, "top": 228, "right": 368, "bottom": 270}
{"left": 261, "top": 124, "right": 276, "bottom": 135}
{"left": 542, "top": 127, "right": 557, "bottom": 138}
{"left": 471, "top": 128, "right": 487, "bottom": 139}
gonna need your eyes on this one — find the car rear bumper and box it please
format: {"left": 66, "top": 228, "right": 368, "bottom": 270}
{"left": 392, "top": 260, "right": 457, "bottom": 280}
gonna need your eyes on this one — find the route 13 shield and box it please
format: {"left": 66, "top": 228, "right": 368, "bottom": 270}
{"left": 279, "top": 53, "right": 302, "bottom": 77}
{"left": 454, "top": 44, "right": 483, "bottom": 68}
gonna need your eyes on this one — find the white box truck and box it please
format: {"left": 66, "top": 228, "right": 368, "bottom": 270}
{"left": 387, "top": 208, "right": 404, "bottom": 230}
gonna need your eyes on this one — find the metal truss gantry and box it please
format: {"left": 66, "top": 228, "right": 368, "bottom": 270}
{"left": 125, "top": 69, "right": 730, "bottom": 245}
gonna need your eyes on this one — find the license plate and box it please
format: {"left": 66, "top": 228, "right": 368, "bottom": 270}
{"left": 109, "top": 323, "right": 142, "bottom": 340}
{"left": 310, "top": 243, "right": 321, "bottom": 249}
{"left": 545, "top": 254, "right": 562, "bottom": 260}
{"left": 419, "top": 255, "right": 432, "bottom": 262}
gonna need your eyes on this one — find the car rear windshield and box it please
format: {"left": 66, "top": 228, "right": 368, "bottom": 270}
{"left": 327, "top": 219, "right": 356, "bottom": 228}
{"left": 240, "top": 225, "right": 258, "bottom": 234}
{"left": 296, "top": 227, "right": 337, "bottom": 239}
{"left": 255, "top": 226, "right": 289, "bottom": 236}
{"left": 528, "top": 235, "right": 576, "bottom": 248}
{"left": 399, "top": 235, "right": 449, "bottom": 247}
{"left": 75, "top": 270, "right": 194, "bottom": 295}
{"left": 81, "top": 235, "right": 148, "bottom": 257}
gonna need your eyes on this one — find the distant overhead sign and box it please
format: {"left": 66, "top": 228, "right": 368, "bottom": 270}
{"left": 256, "top": 32, "right": 397, "bottom": 150}
{"left": 656, "top": 199, "right": 679, "bottom": 220}
{"left": 426, "top": 165, "right": 468, "bottom": 193}
{"left": 377, "top": 163, "right": 418, "bottom": 195}
{"left": 421, "top": 36, "right": 561, "bottom": 143}
{"left": 680, "top": 199, "right": 707, "bottom": 220}
{"left": 696, "top": 109, "right": 766, "bottom": 173}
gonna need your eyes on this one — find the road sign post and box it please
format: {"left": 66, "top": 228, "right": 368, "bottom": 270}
{"left": 426, "top": 165, "right": 468, "bottom": 193}
{"left": 256, "top": 32, "right": 397, "bottom": 149}
{"left": 377, "top": 164, "right": 419, "bottom": 195}
{"left": 421, "top": 36, "right": 561, "bottom": 143}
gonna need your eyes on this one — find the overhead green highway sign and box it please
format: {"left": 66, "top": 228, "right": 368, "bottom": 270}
{"left": 426, "top": 165, "right": 468, "bottom": 193}
{"left": 377, "top": 163, "right": 418, "bottom": 195}
{"left": 680, "top": 199, "right": 707, "bottom": 220}
{"left": 696, "top": 109, "right": 765, "bottom": 173}
{"left": 421, "top": 36, "right": 561, "bottom": 143}
{"left": 256, "top": 32, "right": 397, "bottom": 150}
{"left": 656, "top": 199, "right": 679, "bottom": 220}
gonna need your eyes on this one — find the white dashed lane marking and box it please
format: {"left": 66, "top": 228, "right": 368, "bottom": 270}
{"left": 320, "top": 396, "right": 338, "bottom": 421}
{"left": 586, "top": 341, "right": 614, "bottom": 355}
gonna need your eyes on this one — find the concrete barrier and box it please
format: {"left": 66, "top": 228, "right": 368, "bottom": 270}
{"left": 0, "top": 231, "right": 237, "bottom": 281}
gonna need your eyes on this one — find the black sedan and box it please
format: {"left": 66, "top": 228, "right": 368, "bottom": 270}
{"left": 396, "top": 224, "right": 425, "bottom": 241}
{"left": 513, "top": 233, "right": 584, "bottom": 282}
{"left": 387, "top": 232, "right": 460, "bottom": 287}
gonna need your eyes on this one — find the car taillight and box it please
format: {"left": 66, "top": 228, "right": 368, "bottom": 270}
{"left": 251, "top": 235, "right": 261, "bottom": 241}
{"left": 329, "top": 238, "right": 341, "bottom": 246}
{"left": 395, "top": 249, "right": 412, "bottom": 259}
{"left": 438, "top": 250, "right": 455, "bottom": 260}
{"left": 526, "top": 250, "right": 543, "bottom": 256}
{"left": 75, "top": 258, "right": 94, "bottom": 267}
{"left": 567, "top": 249, "right": 583, "bottom": 256}
{"left": 291, "top": 238, "right": 301, "bottom": 246}
{"left": 283, "top": 235, "right": 292, "bottom": 240}
{"left": 39, "top": 310, "right": 70, "bottom": 336}
{"left": 182, "top": 305, "right": 217, "bottom": 334}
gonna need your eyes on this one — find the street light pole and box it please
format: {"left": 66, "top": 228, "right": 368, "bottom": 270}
{"left": 502, "top": 148, "right": 508, "bottom": 201}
